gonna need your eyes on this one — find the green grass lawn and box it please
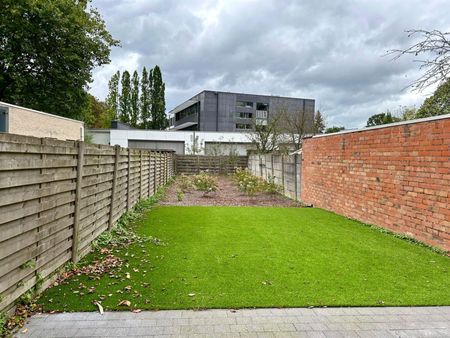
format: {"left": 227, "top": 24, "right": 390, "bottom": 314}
{"left": 38, "top": 206, "right": 450, "bottom": 312}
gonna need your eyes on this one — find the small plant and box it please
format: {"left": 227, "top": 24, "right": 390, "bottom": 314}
{"left": 233, "top": 168, "right": 282, "bottom": 196}
{"left": 20, "top": 259, "right": 36, "bottom": 270}
{"left": 19, "top": 290, "right": 34, "bottom": 306}
{"left": 178, "top": 174, "right": 193, "bottom": 192}
{"left": 0, "top": 312, "right": 7, "bottom": 337}
{"left": 262, "top": 175, "right": 283, "bottom": 194}
{"left": 176, "top": 189, "right": 184, "bottom": 201}
{"left": 192, "top": 172, "right": 218, "bottom": 196}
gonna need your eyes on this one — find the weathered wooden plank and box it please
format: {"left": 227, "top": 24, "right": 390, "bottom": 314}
{"left": 0, "top": 216, "right": 73, "bottom": 262}
{"left": 0, "top": 142, "right": 78, "bottom": 155}
{"left": 0, "top": 191, "right": 75, "bottom": 225}
{"left": 0, "top": 206, "right": 73, "bottom": 243}
{"left": 79, "top": 195, "right": 111, "bottom": 221}
{"left": 0, "top": 237, "right": 71, "bottom": 293}
{"left": 81, "top": 181, "right": 113, "bottom": 199}
{"left": 0, "top": 181, "right": 75, "bottom": 207}
{"left": 0, "top": 169, "right": 77, "bottom": 189}
{"left": 0, "top": 158, "right": 77, "bottom": 171}
{"left": 81, "top": 172, "right": 114, "bottom": 188}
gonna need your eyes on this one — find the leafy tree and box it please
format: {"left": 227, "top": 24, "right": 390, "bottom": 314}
{"left": 119, "top": 70, "right": 131, "bottom": 123}
{"left": 130, "top": 70, "right": 140, "bottom": 127}
{"left": 398, "top": 106, "right": 418, "bottom": 121}
{"left": 0, "top": 0, "right": 119, "bottom": 120}
{"left": 325, "top": 126, "right": 345, "bottom": 133}
{"left": 83, "top": 94, "right": 114, "bottom": 128}
{"left": 279, "top": 109, "right": 314, "bottom": 150}
{"left": 150, "top": 66, "right": 167, "bottom": 129}
{"left": 247, "top": 114, "right": 283, "bottom": 153}
{"left": 388, "top": 29, "right": 449, "bottom": 91}
{"left": 416, "top": 79, "right": 450, "bottom": 118}
{"left": 106, "top": 71, "right": 120, "bottom": 119}
{"left": 313, "top": 110, "right": 326, "bottom": 134}
{"left": 366, "top": 112, "right": 401, "bottom": 127}
{"left": 140, "top": 67, "right": 151, "bottom": 129}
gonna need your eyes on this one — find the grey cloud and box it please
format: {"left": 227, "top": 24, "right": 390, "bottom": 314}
{"left": 90, "top": 0, "right": 450, "bottom": 128}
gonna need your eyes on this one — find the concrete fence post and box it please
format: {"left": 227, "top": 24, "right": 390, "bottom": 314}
{"left": 72, "top": 141, "right": 85, "bottom": 263}
{"left": 108, "top": 145, "right": 120, "bottom": 230}
{"left": 294, "top": 153, "right": 298, "bottom": 201}
{"left": 281, "top": 155, "right": 285, "bottom": 194}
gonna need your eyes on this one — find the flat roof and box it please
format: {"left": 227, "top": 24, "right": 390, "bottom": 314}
{"left": 168, "top": 90, "right": 315, "bottom": 114}
{"left": 0, "top": 101, "right": 84, "bottom": 125}
{"left": 200, "top": 90, "right": 315, "bottom": 102}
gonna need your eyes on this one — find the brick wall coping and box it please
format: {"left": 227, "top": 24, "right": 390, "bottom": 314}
{"left": 313, "top": 113, "right": 450, "bottom": 139}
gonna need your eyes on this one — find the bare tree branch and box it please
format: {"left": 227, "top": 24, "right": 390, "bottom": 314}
{"left": 387, "top": 29, "right": 450, "bottom": 91}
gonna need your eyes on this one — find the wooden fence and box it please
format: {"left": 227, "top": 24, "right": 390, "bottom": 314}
{"left": 0, "top": 133, "right": 175, "bottom": 313}
{"left": 248, "top": 153, "right": 302, "bottom": 201}
{"left": 176, "top": 155, "right": 248, "bottom": 174}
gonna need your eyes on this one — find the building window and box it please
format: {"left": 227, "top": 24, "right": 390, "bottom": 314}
{"left": 236, "top": 123, "right": 252, "bottom": 130}
{"left": 256, "top": 102, "right": 269, "bottom": 111}
{"left": 175, "top": 103, "right": 199, "bottom": 121}
{"left": 235, "top": 112, "right": 253, "bottom": 119}
{"left": 0, "top": 106, "right": 8, "bottom": 132}
{"left": 255, "top": 110, "right": 268, "bottom": 119}
{"left": 236, "top": 101, "right": 253, "bottom": 108}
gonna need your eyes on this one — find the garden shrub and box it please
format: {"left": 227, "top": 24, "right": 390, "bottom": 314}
{"left": 234, "top": 168, "right": 282, "bottom": 196}
{"left": 192, "top": 172, "right": 218, "bottom": 195}
{"left": 178, "top": 174, "right": 194, "bottom": 192}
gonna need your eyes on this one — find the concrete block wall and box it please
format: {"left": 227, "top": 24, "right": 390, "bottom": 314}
{"left": 301, "top": 115, "right": 450, "bottom": 251}
{"left": 248, "top": 153, "right": 301, "bottom": 201}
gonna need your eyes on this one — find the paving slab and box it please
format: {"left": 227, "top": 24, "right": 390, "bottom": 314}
{"left": 15, "top": 307, "right": 450, "bottom": 337}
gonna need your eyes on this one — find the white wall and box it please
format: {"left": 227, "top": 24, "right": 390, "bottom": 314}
{"left": 92, "top": 129, "right": 255, "bottom": 155}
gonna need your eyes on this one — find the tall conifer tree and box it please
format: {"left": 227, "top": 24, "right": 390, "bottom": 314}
{"left": 140, "top": 67, "right": 151, "bottom": 129}
{"left": 119, "top": 70, "right": 131, "bottom": 123}
{"left": 130, "top": 70, "right": 140, "bottom": 127}
{"left": 150, "top": 65, "right": 167, "bottom": 129}
{"left": 106, "top": 71, "right": 120, "bottom": 118}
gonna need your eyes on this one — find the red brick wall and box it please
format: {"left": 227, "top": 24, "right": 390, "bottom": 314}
{"left": 301, "top": 117, "right": 450, "bottom": 251}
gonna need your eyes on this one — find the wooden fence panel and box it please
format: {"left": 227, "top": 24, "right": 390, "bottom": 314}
{"left": 0, "top": 133, "right": 175, "bottom": 314}
{"left": 175, "top": 155, "right": 248, "bottom": 174}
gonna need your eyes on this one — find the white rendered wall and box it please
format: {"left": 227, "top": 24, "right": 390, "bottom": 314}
{"left": 108, "top": 129, "right": 253, "bottom": 155}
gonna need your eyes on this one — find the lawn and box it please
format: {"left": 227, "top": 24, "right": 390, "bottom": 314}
{"left": 38, "top": 206, "right": 450, "bottom": 312}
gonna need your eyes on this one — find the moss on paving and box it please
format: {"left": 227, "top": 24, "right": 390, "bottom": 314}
{"left": 38, "top": 206, "right": 450, "bottom": 312}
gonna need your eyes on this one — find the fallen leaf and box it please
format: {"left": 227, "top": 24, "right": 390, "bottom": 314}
{"left": 132, "top": 309, "right": 142, "bottom": 313}
{"left": 21, "top": 328, "right": 28, "bottom": 334}
{"left": 93, "top": 301, "right": 104, "bottom": 315}
{"left": 118, "top": 300, "right": 131, "bottom": 307}
{"left": 126, "top": 272, "right": 131, "bottom": 279}
{"left": 188, "top": 293, "right": 195, "bottom": 297}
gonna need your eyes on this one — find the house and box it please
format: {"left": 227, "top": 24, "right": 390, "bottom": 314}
{"left": 0, "top": 101, "right": 84, "bottom": 141}
{"left": 167, "top": 90, "right": 315, "bottom": 132}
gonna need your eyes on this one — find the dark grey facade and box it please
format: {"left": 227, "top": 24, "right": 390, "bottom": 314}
{"left": 168, "top": 90, "right": 315, "bottom": 132}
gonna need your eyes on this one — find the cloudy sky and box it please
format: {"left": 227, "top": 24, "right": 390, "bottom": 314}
{"left": 88, "top": 0, "right": 450, "bottom": 128}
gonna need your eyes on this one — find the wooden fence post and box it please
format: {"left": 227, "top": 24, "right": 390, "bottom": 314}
{"left": 148, "top": 151, "right": 152, "bottom": 196}
{"left": 139, "top": 150, "right": 143, "bottom": 199}
{"left": 281, "top": 155, "right": 285, "bottom": 194}
{"left": 72, "top": 141, "right": 85, "bottom": 263}
{"left": 153, "top": 151, "right": 157, "bottom": 192}
{"left": 127, "top": 148, "right": 132, "bottom": 211}
{"left": 108, "top": 145, "right": 120, "bottom": 230}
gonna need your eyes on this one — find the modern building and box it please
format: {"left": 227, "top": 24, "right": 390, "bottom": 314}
{"left": 168, "top": 90, "right": 315, "bottom": 132}
{"left": 88, "top": 127, "right": 255, "bottom": 155}
{"left": 0, "top": 101, "right": 84, "bottom": 141}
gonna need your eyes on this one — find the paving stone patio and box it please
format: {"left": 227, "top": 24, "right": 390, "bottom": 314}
{"left": 16, "top": 306, "right": 450, "bottom": 337}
